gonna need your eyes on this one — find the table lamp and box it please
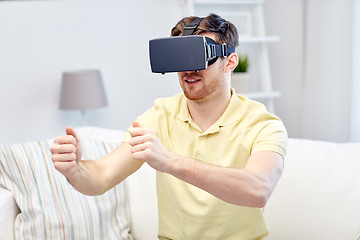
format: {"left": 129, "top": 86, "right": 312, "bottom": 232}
{"left": 59, "top": 69, "right": 108, "bottom": 125}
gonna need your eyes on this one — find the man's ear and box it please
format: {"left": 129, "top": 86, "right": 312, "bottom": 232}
{"left": 225, "top": 53, "right": 238, "bottom": 73}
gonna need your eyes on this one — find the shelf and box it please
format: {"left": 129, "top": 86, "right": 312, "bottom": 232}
{"left": 240, "top": 91, "right": 281, "bottom": 99}
{"left": 239, "top": 36, "right": 280, "bottom": 43}
{"left": 187, "top": 0, "right": 280, "bottom": 112}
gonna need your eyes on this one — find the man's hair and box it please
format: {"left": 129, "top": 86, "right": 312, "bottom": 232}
{"left": 171, "top": 13, "right": 239, "bottom": 49}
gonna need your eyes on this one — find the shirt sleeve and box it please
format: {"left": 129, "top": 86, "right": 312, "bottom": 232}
{"left": 251, "top": 119, "right": 288, "bottom": 159}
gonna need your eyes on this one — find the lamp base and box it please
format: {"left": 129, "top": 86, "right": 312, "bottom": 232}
{"left": 81, "top": 110, "right": 87, "bottom": 126}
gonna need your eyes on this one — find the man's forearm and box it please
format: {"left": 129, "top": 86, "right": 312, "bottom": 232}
{"left": 66, "top": 159, "right": 110, "bottom": 196}
{"left": 166, "top": 151, "right": 283, "bottom": 208}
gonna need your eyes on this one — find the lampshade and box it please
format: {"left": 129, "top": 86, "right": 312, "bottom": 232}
{"left": 60, "top": 70, "right": 108, "bottom": 110}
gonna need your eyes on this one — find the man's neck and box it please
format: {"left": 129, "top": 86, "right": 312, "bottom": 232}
{"left": 187, "top": 89, "right": 232, "bottom": 132}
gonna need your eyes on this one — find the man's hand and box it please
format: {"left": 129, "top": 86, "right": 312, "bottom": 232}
{"left": 50, "top": 126, "right": 83, "bottom": 178}
{"left": 128, "top": 121, "right": 175, "bottom": 173}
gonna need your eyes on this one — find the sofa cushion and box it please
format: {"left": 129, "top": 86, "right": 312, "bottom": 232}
{"left": 0, "top": 136, "right": 133, "bottom": 240}
{"left": 264, "top": 138, "right": 360, "bottom": 240}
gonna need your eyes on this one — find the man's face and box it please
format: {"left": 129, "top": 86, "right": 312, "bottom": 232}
{"left": 177, "top": 32, "right": 229, "bottom": 102}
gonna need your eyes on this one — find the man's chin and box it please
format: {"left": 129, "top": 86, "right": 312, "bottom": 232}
{"left": 183, "top": 91, "right": 205, "bottom": 101}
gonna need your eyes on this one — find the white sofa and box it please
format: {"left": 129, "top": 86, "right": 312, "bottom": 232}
{"left": 1, "top": 127, "right": 360, "bottom": 240}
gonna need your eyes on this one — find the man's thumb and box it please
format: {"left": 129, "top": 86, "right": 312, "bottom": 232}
{"left": 65, "top": 126, "right": 80, "bottom": 143}
{"left": 132, "top": 120, "right": 142, "bottom": 128}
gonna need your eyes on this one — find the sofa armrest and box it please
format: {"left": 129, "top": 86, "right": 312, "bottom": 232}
{"left": 0, "top": 187, "right": 20, "bottom": 239}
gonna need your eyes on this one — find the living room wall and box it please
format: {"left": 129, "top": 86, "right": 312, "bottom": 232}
{"left": 265, "top": 0, "right": 354, "bottom": 143}
{"left": 0, "top": 0, "right": 356, "bottom": 144}
{"left": 0, "top": 0, "right": 183, "bottom": 144}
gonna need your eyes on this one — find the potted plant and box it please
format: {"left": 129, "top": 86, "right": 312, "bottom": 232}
{"left": 231, "top": 53, "right": 250, "bottom": 93}
{"left": 234, "top": 54, "right": 249, "bottom": 73}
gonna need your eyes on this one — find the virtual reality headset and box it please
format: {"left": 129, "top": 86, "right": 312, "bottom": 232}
{"left": 149, "top": 18, "right": 235, "bottom": 74}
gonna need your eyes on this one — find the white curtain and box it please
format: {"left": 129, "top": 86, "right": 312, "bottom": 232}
{"left": 300, "top": 0, "right": 354, "bottom": 142}
{"left": 350, "top": 0, "right": 360, "bottom": 142}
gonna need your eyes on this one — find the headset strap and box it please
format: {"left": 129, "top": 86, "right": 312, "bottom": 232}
{"left": 206, "top": 37, "right": 235, "bottom": 57}
{"left": 183, "top": 17, "right": 204, "bottom": 36}
{"left": 183, "top": 18, "right": 235, "bottom": 66}
{"left": 183, "top": 17, "right": 235, "bottom": 56}
{"left": 211, "top": 44, "right": 235, "bottom": 57}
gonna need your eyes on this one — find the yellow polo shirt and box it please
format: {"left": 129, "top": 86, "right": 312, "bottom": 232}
{"left": 123, "top": 90, "right": 287, "bottom": 240}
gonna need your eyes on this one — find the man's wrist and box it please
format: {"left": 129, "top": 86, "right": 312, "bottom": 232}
{"left": 165, "top": 153, "right": 183, "bottom": 175}
{"left": 166, "top": 154, "right": 196, "bottom": 181}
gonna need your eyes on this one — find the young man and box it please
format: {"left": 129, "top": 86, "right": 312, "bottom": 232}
{"left": 51, "top": 13, "right": 287, "bottom": 240}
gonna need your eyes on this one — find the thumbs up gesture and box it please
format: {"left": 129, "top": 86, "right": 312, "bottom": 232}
{"left": 50, "top": 126, "right": 83, "bottom": 178}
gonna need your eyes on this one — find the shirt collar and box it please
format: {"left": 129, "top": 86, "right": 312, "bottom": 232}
{"left": 176, "top": 88, "right": 245, "bottom": 134}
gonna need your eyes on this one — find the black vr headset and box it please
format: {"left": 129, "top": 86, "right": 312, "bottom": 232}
{"left": 149, "top": 17, "right": 235, "bottom": 74}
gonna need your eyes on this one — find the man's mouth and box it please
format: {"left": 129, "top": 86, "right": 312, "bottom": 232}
{"left": 185, "top": 79, "right": 200, "bottom": 83}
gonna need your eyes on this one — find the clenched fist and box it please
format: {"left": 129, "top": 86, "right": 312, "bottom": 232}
{"left": 129, "top": 121, "right": 175, "bottom": 173}
{"left": 50, "top": 126, "right": 83, "bottom": 178}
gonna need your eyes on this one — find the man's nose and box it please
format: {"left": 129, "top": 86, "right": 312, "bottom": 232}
{"left": 183, "top": 70, "right": 200, "bottom": 74}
